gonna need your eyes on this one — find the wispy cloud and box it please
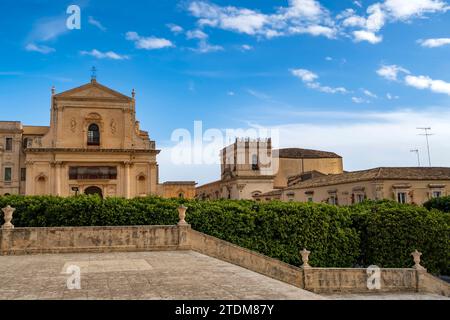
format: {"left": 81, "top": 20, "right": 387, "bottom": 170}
{"left": 27, "top": 15, "right": 68, "bottom": 42}
{"left": 376, "top": 64, "right": 410, "bottom": 81}
{"left": 167, "top": 24, "right": 184, "bottom": 34}
{"left": 126, "top": 31, "right": 174, "bottom": 50}
{"left": 80, "top": 49, "right": 129, "bottom": 60}
{"left": 25, "top": 43, "right": 55, "bottom": 54}
{"left": 88, "top": 16, "right": 107, "bottom": 31}
{"left": 418, "top": 37, "right": 450, "bottom": 47}
{"left": 378, "top": 64, "right": 450, "bottom": 96}
{"left": 291, "top": 68, "right": 348, "bottom": 94}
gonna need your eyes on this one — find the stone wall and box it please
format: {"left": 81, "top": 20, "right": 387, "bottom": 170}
{"left": 0, "top": 225, "right": 183, "bottom": 255}
{"left": 188, "top": 229, "right": 304, "bottom": 288}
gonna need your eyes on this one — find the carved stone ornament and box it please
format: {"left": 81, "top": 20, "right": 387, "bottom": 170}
{"left": 110, "top": 119, "right": 117, "bottom": 134}
{"left": 178, "top": 205, "right": 188, "bottom": 226}
{"left": 70, "top": 118, "right": 77, "bottom": 133}
{"left": 300, "top": 248, "right": 311, "bottom": 268}
{"left": 2, "top": 205, "right": 15, "bottom": 229}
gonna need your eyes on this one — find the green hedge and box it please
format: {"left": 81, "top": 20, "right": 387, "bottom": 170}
{"left": 424, "top": 196, "right": 450, "bottom": 213}
{"left": 0, "top": 196, "right": 448, "bottom": 275}
{"left": 347, "top": 200, "right": 450, "bottom": 275}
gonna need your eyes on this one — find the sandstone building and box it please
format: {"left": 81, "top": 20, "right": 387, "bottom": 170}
{"left": 257, "top": 167, "right": 449, "bottom": 205}
{"left": 0, "top": 78, "right": 195, "bottom": 198}
{"left": 196, "top": 138, "right": 343, "bottom": 200}
{"left": 196, "top": 140, "right": 449, "bottom": 205}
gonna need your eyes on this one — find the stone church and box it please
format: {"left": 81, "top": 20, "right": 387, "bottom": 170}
{"left": 0, "top": 78, "right": 195, "bottom": 198}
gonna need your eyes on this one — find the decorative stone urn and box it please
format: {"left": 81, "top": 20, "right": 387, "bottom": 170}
{"left": 177, "top": 205, "right": 188, "bottom": 226}
{"left": 2, "top": 205, "right": 15, "bottom": 229}
{"left": 300, "top": 248, "right": 311, "bottom": 268}
{"left": 411, "top": 250, "right": 426, "bottom": 270}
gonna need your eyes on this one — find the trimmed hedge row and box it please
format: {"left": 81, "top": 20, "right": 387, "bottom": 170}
{"left": 0, "top": 195, "right": 448, "bottom": 275}
{"left": 424, "top": 196, "right": 450, "bottom": 213}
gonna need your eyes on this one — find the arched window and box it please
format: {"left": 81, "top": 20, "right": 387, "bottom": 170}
{"left": 87, "top": 124, "right": 100, "bottom": 146}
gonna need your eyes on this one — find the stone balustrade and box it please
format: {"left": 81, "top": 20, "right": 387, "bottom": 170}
{"left": 1, "top": 205, "right": 448, "bottom": 296}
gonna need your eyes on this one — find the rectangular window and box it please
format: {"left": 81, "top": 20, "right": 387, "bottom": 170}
{"left": 5, "top": 138, "right": 12, "bottom": 151}
{"left": 397, "top": 192, "right": 407, "bottom": 204}
{"left": 4, "top": 167, "right": 12, "bottom": 182}
{"left": 329, "top": 196, "right": 338, "bottom": 205}
{"left": 21, "top": 168, "right": 26, "bottom": 181}
{"left": 356, "top": 194, "right": 365, "bottom": 203}
{"left": 69, "top": 166, "right": 117, "bottom": 180}
{"left": 432, "top": 191, "right": 442, "bottom": 198}
{"left": 307, "top": 197, "right": 313, "bottom": 203}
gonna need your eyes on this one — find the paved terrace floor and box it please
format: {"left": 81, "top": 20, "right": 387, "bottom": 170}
{"left": 0, "top": 251, "right": 447, "bottom": 300}
{"left": 0, "top": 251, "right": 321, "bottom": 300}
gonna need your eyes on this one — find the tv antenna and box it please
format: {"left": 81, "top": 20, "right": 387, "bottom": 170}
{"left": 417, "top": 127, "right": 434, "bottom": 167}
{"left": 410, "top": 149, "right": 420, "bottom": 167}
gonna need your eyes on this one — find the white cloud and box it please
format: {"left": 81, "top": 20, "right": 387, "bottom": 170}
{"left": 419, "top": 37, "right": 450, "bottom": 47}
{"left": 386, "top": 93, "right": 400, "bottom": 99}
{"left": 186, "top": 29, "right": 209, "bottom": 40}
{"left": 80, "top": 49, "right": 129, "bottom": 60}
{"left": 291, "top": 68, "right": 348, "bottom": 94}
{"left": 405, "top": 74, "right": 450, "bottom": 95}
{"left": 352, "top": 97, "right": 368, "bottom": 103}
{"left": 353, "top": 30, "right": 383, "bottom": 43}
{"left": 167, "top": 24, "right": 184, "bottom": 34}
{"left": 193, "top": 40, "right": 224, "bottom": 53}
{"left": 227, "top": 91, "right": 235, "bottom": 96}
{"left": 339, "top": 0, "right": 448, "bottom": 44}
{"left": 363, "top": 89, "right": 378, "bottom": 98}
{"left": 290, "top": 25, "right": 337, "bottom": 38}
{"left": 187, "top": 0, "right": 336, "bottom": 39}
{"left": 291, "top": 69, "right": 318, "bottom": 82}
{"left": 376, "top": 64, "right": 410, "bottom": 81}
{"left": 241, "top": 44, "right": 253, "bottom": 51}
{"left": 325, "top": 56, "right": 333, "bottom": 61}
{"left": 126, "top": 32, "right": 174, "bottom": 50}
{"left": 25, "top": 43, "right": 55, "bottom": 54}
{"left": 187, "top": 0, "right": 448, "bottom": 45}
{"left": 88, "top": 16, "right": 106, "bottom": 31}
{"left": 383, "top": 0, "right": 448, "bottom": 20}
{"left": 378, "top": 64, "right": 450, "bottom": 96}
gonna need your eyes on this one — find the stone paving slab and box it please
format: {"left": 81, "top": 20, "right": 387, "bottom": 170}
{"left": 0, "top": 251, "right": 322, "bottom": 300}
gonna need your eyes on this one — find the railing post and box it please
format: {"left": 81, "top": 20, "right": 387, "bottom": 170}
{"left": 177, "top": 205, "right": 190, "bottom": 250}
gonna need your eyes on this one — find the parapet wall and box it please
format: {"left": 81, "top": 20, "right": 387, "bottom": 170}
{"left": 0, "top": 223, "right": 448, "bottom": 296}
{"left": 0, "top": 225, "right": 183, "bottom": 255}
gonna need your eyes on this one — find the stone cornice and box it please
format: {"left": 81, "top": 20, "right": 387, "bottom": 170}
{"left": 25, "top": 148, "right": 160, "bottom": 154}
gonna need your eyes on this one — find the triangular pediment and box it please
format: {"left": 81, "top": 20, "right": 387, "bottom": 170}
{"left": 55, "top": 80, "right": 131, "bottom": 101}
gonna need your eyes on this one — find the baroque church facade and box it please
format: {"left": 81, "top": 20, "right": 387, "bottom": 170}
{"left": 0, "top": 78, "right": 195, "bottom": 198}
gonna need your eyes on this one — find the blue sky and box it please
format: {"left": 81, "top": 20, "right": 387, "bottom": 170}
{"left": 1, "top": 0, "right": 450, "bottom": 184}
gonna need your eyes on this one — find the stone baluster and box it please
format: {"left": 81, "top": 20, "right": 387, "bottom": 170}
{"left": 2, "top": 206, "right": 15, "bottom": 229}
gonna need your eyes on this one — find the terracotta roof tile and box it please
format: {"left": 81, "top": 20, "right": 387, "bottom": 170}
{"left": 287, "top": 167, "right": 450, "bottom": 190}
